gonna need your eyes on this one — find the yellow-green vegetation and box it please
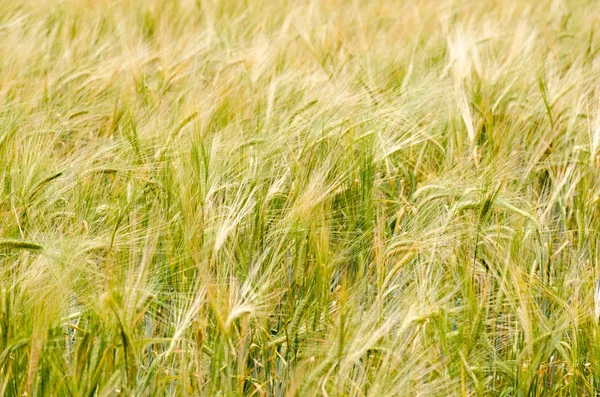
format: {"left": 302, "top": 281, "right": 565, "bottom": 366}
{"left": 1, "top": 0, "right": 600, "bottom": 395}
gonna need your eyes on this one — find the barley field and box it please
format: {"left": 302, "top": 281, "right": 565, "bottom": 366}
{"left": 1, "top": 0, "right": 600, "bottom": 395}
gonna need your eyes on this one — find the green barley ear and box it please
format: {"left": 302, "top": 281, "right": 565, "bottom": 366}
{"left": 27, "top": 171, "right": 63, "bottom": 201}
{"left": 0, "top": 239, "right": 43, "bottom": 252}
{"left": 595, "top": 279, "right": 600, "bottom": 322}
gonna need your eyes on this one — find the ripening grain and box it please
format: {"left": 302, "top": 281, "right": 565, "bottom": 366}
{"left": 1, "top": 0, "right": 600, "bottom": 395}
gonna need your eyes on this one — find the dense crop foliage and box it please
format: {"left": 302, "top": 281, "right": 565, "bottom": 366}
{"left": 1, "top": 0, "right": 600, "bottom": 395}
